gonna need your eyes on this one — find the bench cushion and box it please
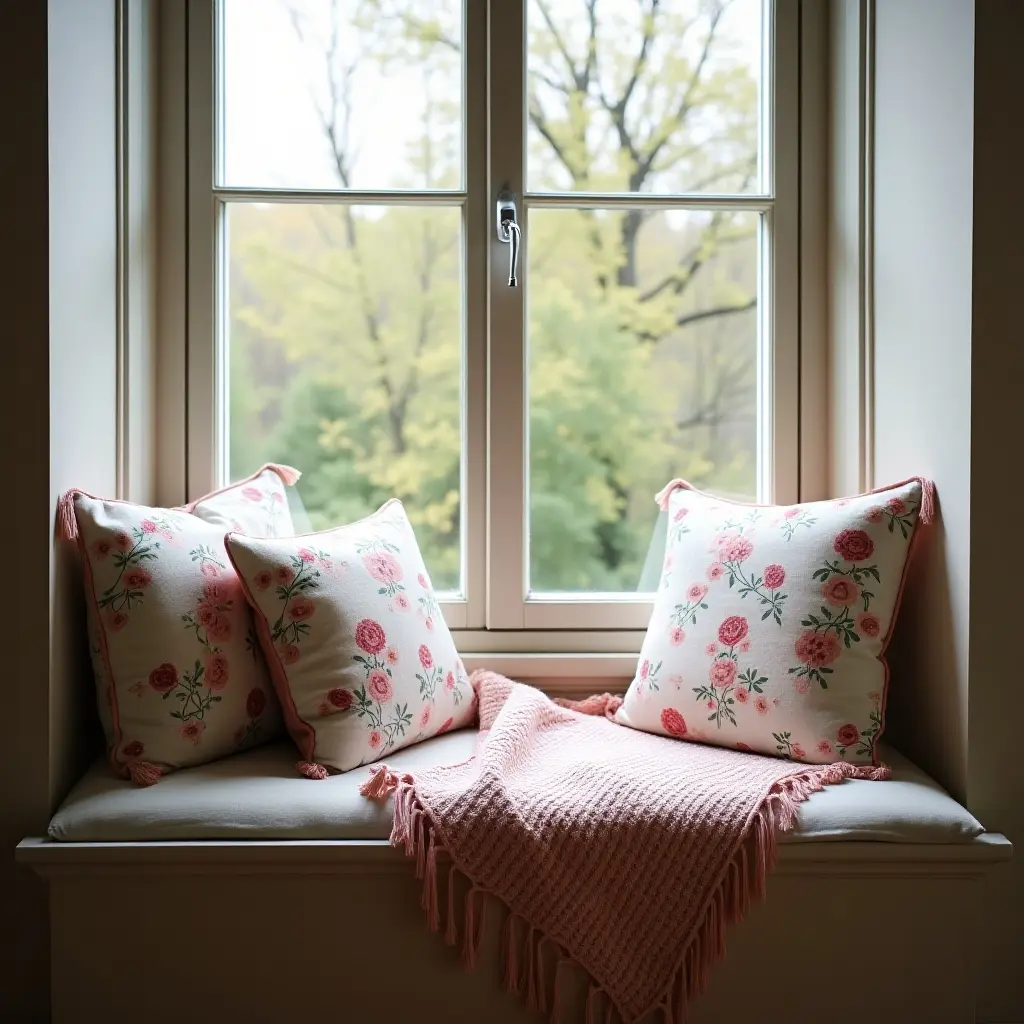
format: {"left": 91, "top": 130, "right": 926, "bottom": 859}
{"left": 47, "top": 732, "right": 984, "bottom": 844}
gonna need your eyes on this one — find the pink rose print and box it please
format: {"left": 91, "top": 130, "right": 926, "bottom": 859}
{"left": 791, "top": 743, "right": 806, "bottom": 759}
{"left": 709, "top": 659, "right": 737, "bottom": 687}
{"left": 857, "top": 612, "right": 881, "bottom": 638}
{"left": 425, "top": 616, "right": 435, "bottom": 632}
{"left": 721, "top": 536, "right": 754, "bottom": 563}
{"left": 141, "top": 519, "right": 158, "bottom": 534}
{"left": 272, "top": 491, "right": 284, "bottom": 504}
{"left": 865, "top": 506, "right": 884, "bottom": 524}
{"left": 368, "top": 669, "right": 393, "bottom": 704}
{"left": 706, "top": 699, "right": 716, "bottom": 710}
{"left": 822, "top": 576, "right": 860, "bottom": 608}
{"left": 386, "top": 647, "right": 399, "bottom": 665}
{"left": 718, "top": 616, "right": 749, "bottom": 648}
{"left": 207, "top": 613, "right": 232, "bottom": 640}
{"left": 836, "top": 723, "right": 860, "bottom": 748}
{"left": 738, "top": 640, "right": 751, "bottom": 654}
{"left": 115, "top": 532, "right": 132, "bottom": 551}
{"left": 735, "top": 688, "right": 749, "bottom": 704}
{"left": 275, "top": 566, "right": 294, "bottom": 584}
{"left": 686, "top": 583, "right": 708, "bottom": 602}
{"left": 793, "top": 677, "right": 811, "bottom": 695}
{"left": 124, "top": 568, "right": 152, "bottom": 589}
{"left": 418, "top": 645, "right": 433, "bottom": 671}
{"left": 437, "top": 717, "right": 454, "bottom": 735}
{"left": 817, "top": 740, "right": 833, "bottom": 755}
{"left": 355, "top": 619, "right": 387, "bottom": 655}
{"left": 149, "top": 662, "right": 179, "bottom": 694}
{"left": 673, "top": 508, "right": 688, "bottom": 523}
{"left": 180, "top": 720, "right": 206, "bottom": 745}
{"left": 202, "top": 581, "right": 233, "bottom": 604}
{"left": 704, "top": 642, "right": 717, "bottom": 656}
{"left": 417, "top": 573, "right": 429, "bottom": 589}
{"left": 253, "top": 570, "right": 272, "bottom": 590}
{"left": 107, "top": 610, "right": 129, "bottom": 631}
{"left": 205, "top": 653, "right": 229, "bottom": 691}
{"left": 660, "top": 707, "right": 688, "bottom": 738}
{"left": 242, "top": 486, "right": 263, "bottom": 502}
{"left": 886, "top": 497, "right": 906, "bottom": 515}
{"left": 795, "top": 630, "right": 841, "bottom": 668}
{"left": 92, "top": 539, "right": 112, "bottom": 559}
{"left": 419, "top": 706, "right": 432, "bottom": 730}
{"left": 394, "top": 594, "right": 411, "bottom": 612}
{"left": 363, "top": 552, "right": 403, "bottom": 585}
{"left": 122, "top": 740, "right": 144, "bottom": 758}
{"left": 246, "top": 688, "right": 267, "bottom": 718}
{"left": 369, "top": 730, "right": 382, "bottom": 751}
{"left": 763, "top": 564, "right": 786, "bottom": 590}
{"left": 669, "top": 626, "right": 685, "bottom": 646}
{"left": 783, "top": 508, "right": 801, "bottom": 519}
{"left": 639, "top": 659, "right": 650, "bottom": 681}
{"left": 707, "top": 562, "right": 724, "bottom": 582}
{"left": 754, "top": 696, "right": 770, "bottom": 716}
{"left": 298, "top": 548, "right": 316, "bottom": 563}
{"left": 288, "top": 597, "right": 316, "bottom": 621}
{"left": 280, "top": 643, "right": 301, "bottom": 665}
{"left": 445, "top": 671, "right": 456, "bottom": 692}
{"left": 833, "top": 528, "right": 874, "bottom": 563}
{"left": 199, "top": 561, "right": 220, "bottom": 579}
{"left": 329, "top": 687, "right": 353, "bottom": 710}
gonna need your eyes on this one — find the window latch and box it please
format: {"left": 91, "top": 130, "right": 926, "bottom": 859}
{"left": 496, "top": 189, "right": 520, "bottom": 287}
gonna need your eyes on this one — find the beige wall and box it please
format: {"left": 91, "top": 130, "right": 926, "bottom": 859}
{"left": 871, "top": 0, "right": 1022, "bottom": 1019}
{"left": 0, "top": 1, "right": 119, "bottom": 1018}
{"left": 1, "top": 5, "right": 55, "bottom": 1020}
{"left": 968, "top": 2, "right": 1024, "bottom": 1019}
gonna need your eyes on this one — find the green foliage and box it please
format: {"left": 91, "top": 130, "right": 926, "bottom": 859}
{"left": 228, "top": 0, "right": 762, "bottom": 593}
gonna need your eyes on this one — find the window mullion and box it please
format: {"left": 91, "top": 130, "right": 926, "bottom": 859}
{"left": 485, "top": 0, "right": 527, "bottom": 629}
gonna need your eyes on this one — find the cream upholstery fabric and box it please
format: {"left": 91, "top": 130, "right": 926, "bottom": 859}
{"left": 48, "top": 737, "right": 983, "bottom": 845}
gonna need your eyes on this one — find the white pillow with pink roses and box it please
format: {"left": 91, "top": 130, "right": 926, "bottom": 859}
{"left": 226, "top": 500, "right": 476, "bottom": 776}
{"left": 615, "top": 477, "right": 932, "bottom": 765}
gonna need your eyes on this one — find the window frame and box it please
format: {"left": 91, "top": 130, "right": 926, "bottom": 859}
{"left": 163, "top": 0, "right": 822, "bottom": 659}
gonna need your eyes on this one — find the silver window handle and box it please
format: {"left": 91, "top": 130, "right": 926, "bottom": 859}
{"left": 496, "top": 189, "right": 520, "bottom": 287}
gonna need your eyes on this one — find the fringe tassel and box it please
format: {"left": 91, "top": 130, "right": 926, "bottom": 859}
{"left": 422, "top": 832, "right": 440, "bottom": 931}
{"left": 266, "top": 463, "right": 301, "bottom": 486}
{"left": 654, "top": 478, "right": 692, "bottom": 510}
{"left": 55, "top": 490, "right": 79, "bottom": 542}
{"left": 296, "top": 760, "right": 329, "bottom": 780}
{"left": 462, "top": 888, "right": 485, "bottom": 969}
{"left": 446, "top": 863, "right": 459, "bottom": 946}
{"left": 503, "top": 914, "right": 521, "bottom": 993}
{"left": 359, "top": 764, "right": 407, "bottom": 799}
{"left": 918, "top": 477, "right": 936, "bottom": 524}
{"left": 554, "top": 692, "right": 623, "bottom": 720}
{"left": 128, "top": 761, "right": 162, "bottom": 787}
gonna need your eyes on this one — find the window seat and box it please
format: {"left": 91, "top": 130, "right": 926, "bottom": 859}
{"left": 46, "top": 729, "right": 984, "bottom": 845}
{"left": 22, "top": 732, "right": 1010, "bottom": 1024}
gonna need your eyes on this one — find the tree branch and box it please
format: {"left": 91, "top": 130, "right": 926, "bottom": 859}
{"left": 675, "top": 299, "right": 756, "bottom": 331}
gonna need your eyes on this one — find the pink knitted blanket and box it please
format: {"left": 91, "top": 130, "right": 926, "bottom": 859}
{"left": 361, "top": 672, "right": 888, "bottom": 1022}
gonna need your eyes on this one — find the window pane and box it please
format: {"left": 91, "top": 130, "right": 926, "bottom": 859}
{"left": 222, "top": 0, "right": 463, "bottom": 190}
{"left": 527, "top": 207, "right": 759, "bottom": 594}
{"left": 526, "top": 0, "right": 762, "bottom": 194}
{"left": 226, "top": 203, "right": 463, "bottom": 592}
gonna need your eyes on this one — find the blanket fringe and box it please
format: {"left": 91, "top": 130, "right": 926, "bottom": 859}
{"left": 386, "top": 759, "right": 882, "bottom": 1023}
{"left": 555, "top": 692, "right": 623, "bottom": 720}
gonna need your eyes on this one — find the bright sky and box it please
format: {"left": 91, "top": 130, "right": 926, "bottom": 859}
{"left": 222, "top": 0, "right": 763, "bottom": 191}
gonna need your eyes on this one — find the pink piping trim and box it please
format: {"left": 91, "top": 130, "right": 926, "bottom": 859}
{"left": 223, "top": 538, "right": 319, "bottom": 764}
{"left": 654, "top": 475, "right": 936, "bottom": 769}
{"left": 182, "top": 463, "right": 302, "bottom": 513}
{"left": 655, "top": 475, "right": 935, "bottom": 524}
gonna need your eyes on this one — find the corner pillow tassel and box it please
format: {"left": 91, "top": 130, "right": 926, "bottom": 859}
{"left": 363, "top": 672, "right": 890, "bottom": 1023}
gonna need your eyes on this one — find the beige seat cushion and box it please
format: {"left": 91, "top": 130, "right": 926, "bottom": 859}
{"left": 48, "top": 732, "right": 983, "bottom": 844}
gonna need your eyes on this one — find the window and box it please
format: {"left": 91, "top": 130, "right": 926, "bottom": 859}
{"left": 183, "top": 0, "right": 803, "bottom": 643}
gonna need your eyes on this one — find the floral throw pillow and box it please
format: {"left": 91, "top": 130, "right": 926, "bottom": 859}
{"left": 188, "top": 463, "right": 301, "bottom": 537}
{"left": 225, "top": 500, "right": 476, "bottom": 777}
{"left": 66, "top": 495, "right": 284, "bottom": 786}
{"left": 615, "top": 477, "right": 933, "bottom": 765}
